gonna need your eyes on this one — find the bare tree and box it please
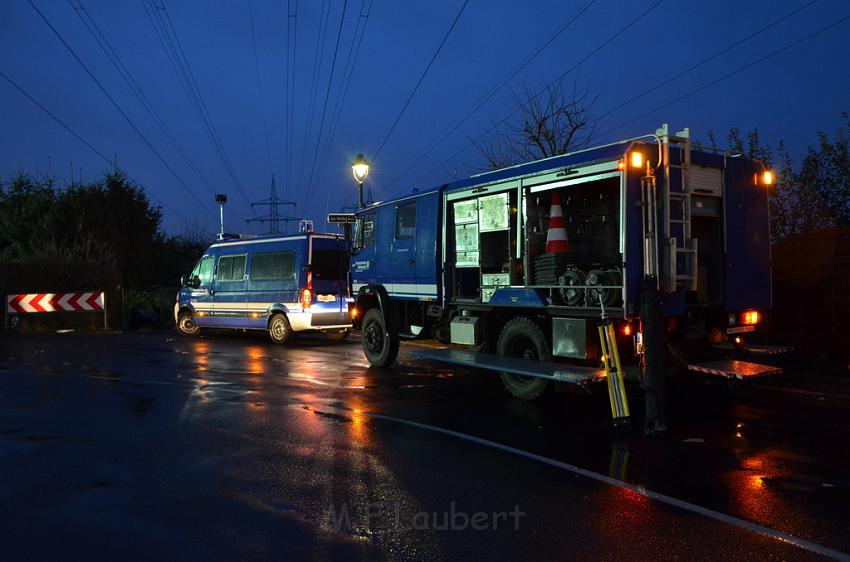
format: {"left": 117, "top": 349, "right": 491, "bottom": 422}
{"left": 477, "top": 80, "right": 599, "bottom": 170}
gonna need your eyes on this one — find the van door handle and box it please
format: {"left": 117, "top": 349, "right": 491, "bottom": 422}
{"left": 208, "top": 289, "right": 214, "bottom": 296}
{"left": 407, "top": 258, "right": 416, "bottom": 264}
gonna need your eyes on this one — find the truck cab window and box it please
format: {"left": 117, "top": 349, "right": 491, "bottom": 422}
{"left": 395, "top": 203, "right": 416, "bottom": 240}
{"left": 356, "top": 213, "right": 376, "bottom": 249}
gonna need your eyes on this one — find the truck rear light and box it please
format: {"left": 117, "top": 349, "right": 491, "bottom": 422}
{"left": 621, "top": 323, "right": 632, "bottom": 337}
{"left": 350, "top": 307, "right": 359, "bottom": 319}
{"left": 301, "top": 288, "right": 312, "bottom": 309}
{"left": 629, "top": 151, "right": 643, "bottom": 169}
{"left": 741, "top": 310, "right": 759, "bottom": 325}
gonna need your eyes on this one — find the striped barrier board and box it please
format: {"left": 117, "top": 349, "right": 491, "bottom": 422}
{"left": 5, "top": 292, "right": 107, "bottom": 330}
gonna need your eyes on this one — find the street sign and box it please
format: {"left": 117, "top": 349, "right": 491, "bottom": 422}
{"left": 327, "top": 213, "right": 357, "bottom": 224}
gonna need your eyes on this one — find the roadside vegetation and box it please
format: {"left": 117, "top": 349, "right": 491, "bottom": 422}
{"left": 0, "top": 170, "right": 208, "bottom": 329}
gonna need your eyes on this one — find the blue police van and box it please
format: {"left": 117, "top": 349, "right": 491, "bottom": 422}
{"left": 175, "top": 233, "right": 352, "bottom": 343}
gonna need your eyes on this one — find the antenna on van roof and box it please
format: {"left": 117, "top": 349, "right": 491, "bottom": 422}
{"left": 215, "top": 194, "right": 227, "bottom": 239}
{"left": 247, "top": 176, "right": 299, "bottom": 234}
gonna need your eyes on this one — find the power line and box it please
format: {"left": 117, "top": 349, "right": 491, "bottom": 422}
{"left": 301, "top": 0, "right": 350, "bottom": 210}
{"left": 68, "top": 0, "right": 248, "bottom": 222}
{"left": 297, "top": 0, "right": 331, "bottom": 191}
{"left": 371, "top": 0, "right": 469, "bottom": 163}
{"left": 382, "top": 0, "right": 596, "bottom": 191}
{"left": 143, "top": 0, "right": 251, "bottom": 204}
{"left": 312, "top": 0, "right": 374, "bottom": 196}
{"left": 28, "top": 0, "right": 215, "bottom": 217}
{"left": 0, "top": 70, "right": 191, "bottom": 223}
{"left": 598, "top": 11, "right": 850, "bottom": 139}
{"left": 405, "top": 0, "right": 664, "bottom": 190}
{"left": 284, "top": 0, "right": 298, "bottom": 199}
{"left": 596, "top": 0, "right": 819, "bottom": 125}
{"left": 248, "top": 0, "right": 273, "bottom": 173}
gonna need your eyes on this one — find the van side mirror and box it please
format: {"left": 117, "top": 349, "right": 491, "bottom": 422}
{"left": 180, "top": 274, "right": 188, "bottom": 287}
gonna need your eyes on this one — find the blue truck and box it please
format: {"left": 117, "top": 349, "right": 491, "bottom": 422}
{"left": 175, "top": 232, "right": 352, "bottom": 343}
{"left": 348, "top": 125, "right": 786, "bottom": 401}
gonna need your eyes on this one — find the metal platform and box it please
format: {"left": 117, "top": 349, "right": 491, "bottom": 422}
{"left": 713, "top": 343, "right": 794, "bottom": 355}
{"left": 688, "top": 360, "right": 782, "bottom": 380}
{"left": 410, "top": 348, "right": 606, "bottom": 385}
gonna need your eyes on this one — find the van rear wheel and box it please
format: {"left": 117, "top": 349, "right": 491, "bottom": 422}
{"left": 361, "top": 308, "right": 399, "bottom": 367}
{"left": 176, "top": 311, "right": 201, "bottom": 337}
{"left": 497, "top": 317, "right": 550, "bottom": 401}
{"left": 268, "top": 313, "right": 293, "bottom": 344}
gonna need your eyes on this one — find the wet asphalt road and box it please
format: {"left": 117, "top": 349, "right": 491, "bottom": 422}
{"left": 0, "top": 331, "right": 848, "bottom": 561}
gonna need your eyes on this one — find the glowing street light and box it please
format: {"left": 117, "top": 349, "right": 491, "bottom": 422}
{"left": 352, "top": 153, "right": 370, "bottom": 208}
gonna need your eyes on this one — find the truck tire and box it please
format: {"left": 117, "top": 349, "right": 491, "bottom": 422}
{"left": 496, "top": 317, "right": 550, "bottom": 401}
{"left": 361, "top": 308, "right": 399, "bottom": 367}
{"left": 176, "top": 311, "right": 201, "bottom": 337}
{"left": 268, "top": 313, "right": 293, "bottom": 345}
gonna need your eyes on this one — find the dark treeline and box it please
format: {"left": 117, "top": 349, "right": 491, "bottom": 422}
{"left": 0, "top": 169, "right": 207, "bottom": 298}
{"left": 698, "top": 114, "right": 850, "bottom": 244}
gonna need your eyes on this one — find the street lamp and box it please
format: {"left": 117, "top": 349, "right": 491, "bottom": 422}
{"left": 352, "top": 153, "right": 370, "bottom": 208}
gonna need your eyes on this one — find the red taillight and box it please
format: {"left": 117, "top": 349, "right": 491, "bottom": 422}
{"left": 622, "top": 323, "right": 632, "bottom": 337}
{"left": 740, "top": 310, "right": 760, "bottom": 325}
{"left": 301, "top": 288, "right": 312, "bottom": 309}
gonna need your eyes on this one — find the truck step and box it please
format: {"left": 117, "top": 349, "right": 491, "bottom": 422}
{"left": 713, "top": 343, "right": 794, "bottom": 355}
{"left": 411, "top": 348, "right": 605, "bottom": 385}
{"left": 688, "top": 359, "right": 782, "bottom": 379}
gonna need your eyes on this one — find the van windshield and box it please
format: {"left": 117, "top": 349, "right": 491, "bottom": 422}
{"left": 312, "top": 249, "right": 347, "bottom": 281}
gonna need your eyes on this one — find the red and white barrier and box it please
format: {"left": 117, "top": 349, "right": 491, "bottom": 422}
{"left": 5, "top": 291, "right": 107, "bottom": 329}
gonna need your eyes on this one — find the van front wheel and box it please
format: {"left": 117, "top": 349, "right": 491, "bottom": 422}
{"left": 268, "top": 313, "right": 293, "bottom": 345}
{"left": 176, "top": 311, "right": 201, "bottom": 337}
{"left": 361, "top": 308, "right": 399, "bottom": 367}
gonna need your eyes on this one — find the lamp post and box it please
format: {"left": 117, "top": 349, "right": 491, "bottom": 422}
{"left": 352, "top": 153, "right": 370, "bottom": 209}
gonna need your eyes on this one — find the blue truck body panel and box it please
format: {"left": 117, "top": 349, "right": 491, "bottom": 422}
{"left": 351, "top": 190, "right": 441, "bottom": 301}
{"left": 351, "top": 137, "right": 772, "bottom": 320}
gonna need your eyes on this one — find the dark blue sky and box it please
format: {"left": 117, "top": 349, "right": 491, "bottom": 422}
{"left": 2, "top": 0, "right": 849, "bottom": 233}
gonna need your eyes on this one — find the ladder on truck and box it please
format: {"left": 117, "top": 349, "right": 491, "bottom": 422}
{"left": 657, "top": 124, "right": 698, "bottom": 293}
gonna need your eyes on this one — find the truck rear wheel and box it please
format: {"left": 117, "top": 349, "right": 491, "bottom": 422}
{"left": 497, "top": 317, "right": 550, "bottom": 401}
{"left": 268, "top": 313, "right": 293, "bottom": 345}
{"left": 361, "top": 308, "right": 399, "bottom": 367}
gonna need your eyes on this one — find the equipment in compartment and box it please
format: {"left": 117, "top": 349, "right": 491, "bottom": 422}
{"left": 586, "top": 267, "right": 622, "bottom": 306}
{"left": 533, "top": 252, "right": 571, "bottom": 285}
{"left": 557, "top": 267, "right": 586, "bottom": 306}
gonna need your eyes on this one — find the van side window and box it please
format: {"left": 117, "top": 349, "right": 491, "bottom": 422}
{"left": 251, "top": 251, "right": 294, "bottom": 281}
{"left": 194, "top": 256, "right": 215, "bottom": 284}
{"left": 359, "top": 213, "right": 376, "bottom": 248}
{"left": 217, "top": 254, "right": 246, "bottom": 282}
{"left": 395, "top": 203, "right": 416, "bottom": 240}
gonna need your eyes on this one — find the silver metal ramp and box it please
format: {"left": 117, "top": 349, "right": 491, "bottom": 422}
{"left": 713, "top": 343, "right": 794, "bottom": 355}
{"left": 410, "top": 348, "right": 605, "bottom": 385}
{"left": 688, "top": 360, "right": 782, "bottom": 380}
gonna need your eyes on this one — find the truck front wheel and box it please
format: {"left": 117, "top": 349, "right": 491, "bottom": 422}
{"left": 497, "top": 317, "right": 550, "bottom": 401}
{"left": 361, "top": 308, "right": 399, "bottom": 367}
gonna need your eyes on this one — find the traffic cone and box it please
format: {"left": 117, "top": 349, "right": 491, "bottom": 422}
{"left": 546, "top": 191, "right": 569, "bottom": 253}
